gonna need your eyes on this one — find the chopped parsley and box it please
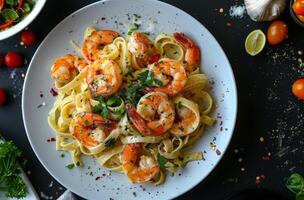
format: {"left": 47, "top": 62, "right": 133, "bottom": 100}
{"left": 127, "top": 23, "right": 141, "bottom": 35}
{"left": 157, "top": 154, "right": 167, "bottom": 168}
{"left": 93, "top": 96, "right": 124, "bottom": 119}
{"left": 65, "top": 163, "right": 75, "bottom": 170}
{"left": 177, "top": 101, "right": 183, "bottom": 109}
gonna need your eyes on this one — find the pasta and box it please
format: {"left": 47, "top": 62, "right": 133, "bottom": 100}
{"left": 48, "top": 28, "right": 215, "bottom": 185}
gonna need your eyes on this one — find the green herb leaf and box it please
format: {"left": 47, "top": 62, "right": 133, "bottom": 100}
{"left": 0, "top": 139, "right": 27, "bottom": 198}
{"left": 1, "top": 9, "right": 19, "bottom": 22}
{"left": 157, "top": 154, "right": 167, "bottom": 168}
{"left": 177, "top": 101, "right": 183, "bottom": 109}
{"left": 101, "top": 106, "right": 110, "bottom": 118}
{"left": 66, "top": 163, "right": 74, "bottom": 169}
{"left": 22, "top": 3, "right": 31, "bottom": 13}
{"left": 95, "top": 96, "right": 105, "bottom": 104}
{"left": 153, "top": 79, "right": 163, "bottom": 86}
{"left": 104, "top": 138, "right": 116, "bottom": 147}
{"left": 84, "top": 120, "right": 89, "bottom": 127}
{"left": 286, "top": 173, "right": 304, "bottom": 200}
{"left": 107, "top": 96, "right": 122, "bottom": 107}
{"left": 5, "top": 0, "right": 18, "bottom": 6}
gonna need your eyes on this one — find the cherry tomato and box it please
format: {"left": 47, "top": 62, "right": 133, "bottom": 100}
{"left": 292, "top": 79, "right": 304, "bottom": 100}
{"left": 293, "top": 0, "right": 304, "bottom": 16}
{"left": 0, "top": 54, "right": 3, "bottom": 67}
{"left": 267, "top": 21, "right": 288, "bottom": 45}
{"left": 5, "top": 51, "right": 23, "bottom": 68}
{"left": 0, "top": 88, "right": 6, "bottom": 106}
{"left": 21, "top": 31, "right": 37, "bottom": 46}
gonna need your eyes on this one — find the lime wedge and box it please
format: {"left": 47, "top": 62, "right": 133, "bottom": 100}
{"left": 245, "top": 29, "right": 266, "bottom": 56}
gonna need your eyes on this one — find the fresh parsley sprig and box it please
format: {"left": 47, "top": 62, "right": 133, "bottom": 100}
{"left": 286, "top": 173, "right": 304, "bottom": 200}
{"left": 0, "top": 140, "right": 27, "bottom": 199}
{"left": 93, "top": 95, "right": 125, "bottom": 119}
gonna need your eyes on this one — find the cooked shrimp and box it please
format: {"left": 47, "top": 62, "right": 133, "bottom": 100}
{"left": 173, "top": 32, "right": 200, "bottom": 73}
{"left": 126, "top": 93, "right": 175, "bottom": 136}
{"left": 128, "top": 32, "right": 159, "bottom": 66}
{"left": 149, "top": 58, "right": 187, "bottom": 96}
{"left": 170, "top": 98, "right": 200, "bottom": 136}
{"left": 121, "top": 143, "right": 160, "bottom": 184}
{"left": 87, "top": 59, "right": 123, "bottom": 97}
{"left": 69, "top": 113, "right": 117, "bottom": 148}
{"left": 82, "top": 30, "right": 119, "bottom": 61}
{"left": 50, "top": 54, "right": 87, "bottom": 85}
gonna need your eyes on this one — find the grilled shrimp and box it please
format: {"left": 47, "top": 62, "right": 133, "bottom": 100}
{"left": 173, "top": 32, "right": 200, "bottom": 73}
{"left": 86, "top": 59, "right": 123, "bottom": 97}
{"left": 126, "top": 93, "right": 174, "bottom": 136}
{"left": 128, "top": 32, "right": 159, "bottom": 66}
{"left": 149, "top": 58, "right": 187, "bottom": 96}
{"left": 82, "top": 30, "right": 119, "bottom": 61}
{"left": 121, "top": 143, "right": 160, "bottom": 184}
{"left": 50, "top": 54, "right": 87, "bottom": 85}
{"left": 69, "top": 113, "right": 117, "bottom": 148}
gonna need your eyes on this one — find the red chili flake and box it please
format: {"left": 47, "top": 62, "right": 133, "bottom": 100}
{"left": 216, "top": 149, "right": 222, "bottom": 155}
{"left": 95, "top": 176, "right": 101, "bottom": 180}
{"left": 50, "top": 88, "right": 58, "bottom": 96}
{"left": 101, "top": 17, "right": 106, "bottom": 20}
{"left": 226, "top": 22, "right": 232, "bottom": 27}
{"left": 47, "top": 137, "right": 56, "bottom": 142}
{"left": 261, "top": 174, "right": 266, "bottom": 179}
{"left": 261, "top": 155, "right": 270, "bottom": 161}
{"left": 148, "top": 54, "right": 160, "bottom": 65}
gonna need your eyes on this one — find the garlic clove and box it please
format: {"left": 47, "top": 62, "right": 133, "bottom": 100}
{"left": 245, "top": 0, "right": 286, "bottom": 22}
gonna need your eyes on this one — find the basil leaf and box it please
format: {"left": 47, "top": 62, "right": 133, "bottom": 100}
{"left": 1, "top": 9, "right": 19, "bottom": 21}
{"left": 107, "top": 96, "right": 122, "bottom": 107}
{"left": 157, "top": 154, "right": 167, "bottom": 168}
{"left": 6, "top": 0, "right": 18, "bottom": 6}
{"left": 104, "top": 138, "right": 115, "bottom": 147}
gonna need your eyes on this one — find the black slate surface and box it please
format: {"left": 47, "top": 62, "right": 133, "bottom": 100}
{"left": 1, "top": 0, "right": 303, "bottom": 199}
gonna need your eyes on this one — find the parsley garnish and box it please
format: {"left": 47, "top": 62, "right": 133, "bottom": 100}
{"left": 0, "top": 140, "right": 27, "bottom": 198}
{"left": 65, "top": 163, "right": 74, "bottom": 169}
{"left": 104, "top": 138, "right": 116, "bottom": 148}
{"left": 93, "top": 96, "right": 124, "bottom": 119}
{"left": 157, "top": 154, "right": 167, "bottom": 168}
{"left": 177, "top": 101, "right": 183, "bottom": 109}
{"left": 286, "top": 173, "right": 304, "bottom": 200}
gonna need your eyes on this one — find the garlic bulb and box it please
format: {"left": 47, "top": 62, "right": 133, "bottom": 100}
{"left": 245, "top": 0, "right": 286, "bottom": 22}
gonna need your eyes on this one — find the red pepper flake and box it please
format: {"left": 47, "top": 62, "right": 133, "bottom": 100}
{"left": 95, "top": 176, "right": 101, "bottom": 181}
{"left": 50, "top": 88, "right": 58, "bottom": 96}
{"left": 261, "top": 155, "right": 270, "bottom": 161}
{"left": 47, "top": 137, "right": 56, "bottom": 142}
{"left": 148, "top": 54, "right": 160, "bottom": 65}
{"left": 216, "top": 149, "right": 221, "bottom": 155}
{"left": 101, "top": 17, "right": 106, "bottom": 20}
{"left": 226, "top": 22, "right": 232, "bottom": 27}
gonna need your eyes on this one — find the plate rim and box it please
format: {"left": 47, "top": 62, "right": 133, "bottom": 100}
{"left": 22, "top": 0, "right": 238, "bottom": 199}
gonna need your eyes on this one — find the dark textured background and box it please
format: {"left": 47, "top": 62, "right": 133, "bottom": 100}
{"left": 1, "top": 0, "right": 304, "bottom": 199}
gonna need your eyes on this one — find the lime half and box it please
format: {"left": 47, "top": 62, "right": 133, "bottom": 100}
{"left": 245, "top": 29, "right": 266, "bottom": 56}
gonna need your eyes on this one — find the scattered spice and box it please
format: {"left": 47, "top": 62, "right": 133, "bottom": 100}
{"left": 95, "top": 176, "right": 101, "bottom": 181}
{"left": 47, "top": 137, "right": 56, "bottom": 142}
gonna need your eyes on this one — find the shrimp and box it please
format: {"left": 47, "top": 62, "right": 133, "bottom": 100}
{"left": 82, "top": 30, "right": 119, "bottom": 61}
{"left": 173, "top": 32, "right": 200, "bottom": 73}
{"left": 121, "top": 143, "right": 160, "bottom": 184}
{"left": 86, "top": 59, "right": 123, "bottom": 97}
{"left": 69, "top": 113, "right": 117, "bottom": 148}
{"left": 128, "top": 32, "right": 159, "bottom": 66}
{"left": 170, "top": 98, "right": 200, "bottom": 136}
{"left": 149, "top": 58, "right": 187, "bottom": 96}
{"left": 50, "top": 54, "right": 87, "bottom": 85}
{"left": 126, "top": 93, "right": 175, "bottom": 136}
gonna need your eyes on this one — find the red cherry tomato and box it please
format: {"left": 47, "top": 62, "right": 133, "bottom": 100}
{"left": 293, "top": 0, "right": 304, "bottom": 16}
{"left": 267, "top": 21, "right": 288, "bottom": 45}
{"left": 5, "top": 51, "right": 23, "bottom": 68}
{"left": 292, "top": 79, "right": 304, "bottom": 100}
{"left": 0, "top": 54, "right": 3, "bottom": 67}
{"left": 0, "top": 88, "right": 6, "bottom": 106}
{"left": 21, "top": 31, "right": 37, "bottom": 46}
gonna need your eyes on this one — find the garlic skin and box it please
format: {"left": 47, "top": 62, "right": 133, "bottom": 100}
{"left": 245, "top": 0, "right": 286, "bottom": 22}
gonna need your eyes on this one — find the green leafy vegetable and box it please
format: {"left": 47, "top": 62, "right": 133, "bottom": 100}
{"left": 1, "top": 9, "right": 19, "bottom": 21}
{"left": 0, "top": 140, "right": 27, "bottom": 199}
{"left": 5, "top": 0, "right": 18, "bottom": 6}
{"left": 104, "top": 138, "right": 116, "bottom": 148}
{"left": 65, "top": 163, "right": 74, "bottom": 170}
{"left": 22, "top": 3, "right": 31, "bottom": 13}
{"left": 157, "top": 154, "right": 167, "bottom": 168}
{"left": 286, "top": 173, "right": 304, "bottom": 200}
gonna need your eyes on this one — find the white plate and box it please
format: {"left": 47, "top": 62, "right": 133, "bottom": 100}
{"left": 22, "top": 0, "right": 237, "bottom": 199}
{"left": 0, "top": 0, "right": 46, "bottom": 40}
